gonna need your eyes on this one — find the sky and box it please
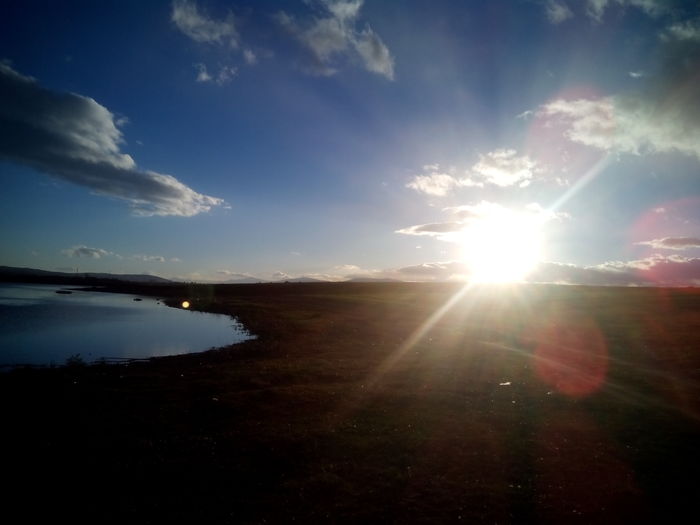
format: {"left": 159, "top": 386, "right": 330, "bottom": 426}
{"left": 1, "top": 0, "right": 700, "bottom": 285}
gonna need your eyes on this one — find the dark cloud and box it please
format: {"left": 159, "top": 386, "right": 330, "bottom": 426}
{"left": 0, "top": 63, "right": 223, "bottom": 216}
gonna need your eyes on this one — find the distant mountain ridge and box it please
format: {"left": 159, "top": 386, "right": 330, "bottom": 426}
{"left": 0, "top": 265, "right": 171, "bottom": 284}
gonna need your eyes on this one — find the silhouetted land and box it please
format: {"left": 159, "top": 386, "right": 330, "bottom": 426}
{"left": 2, "top": 282, "right": 699, "bottom": 523}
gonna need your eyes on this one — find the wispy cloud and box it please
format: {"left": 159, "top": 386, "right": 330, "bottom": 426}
{"left": 406, "top": 167, "right": 482, "bottom": 197}
{"left": 545, "top": 1, "right": 573, "bottom": 24}
{"left": 62, "top": 245, "right": 115, "bottom": 259}
{"left": 171, "top": 0, "right": 238, "bottom": 47}
{"left": 0, "top": 63, "right": 224, "bottom": 216}
{"left": 395, "top": 221, "right": 465, "bottom": 239}
{"left": 662, "top": 17, "right": 700, "bottom": 42}
{"left": 243, "top": 48, "right": 257, "bottom": 65}
{"left": 194, "top": 63, "right": 237, "bottom": 85}
{"left": 471, "top": 149, "right": 540, "bottom": 187}
{"left": 61, "top": 246, "right": 179, "bottom": 263}
{"left": 277, "top": 0, "right": 394, "bottom": 79}
{"left": 132, "top": 254, "right": 167, "bottom": 263}
{"left": 636, "top": 237, "right": 700, "bottom": 250}
{"left": 406, "top": 150, "right": 543, "bottom": 196}
{"left": 586, "top": 0, "right": 667, "bottom": 23}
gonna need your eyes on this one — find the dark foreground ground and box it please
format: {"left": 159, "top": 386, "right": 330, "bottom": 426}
{"left": 2, "top": 282, "right": 700, "bottom": 523}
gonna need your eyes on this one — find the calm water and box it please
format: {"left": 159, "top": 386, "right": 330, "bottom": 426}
{"left": 0, "top": 284, "right": 254, "bottom": 366}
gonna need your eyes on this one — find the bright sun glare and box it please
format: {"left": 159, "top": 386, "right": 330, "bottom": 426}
{"left": 460, "top": 209, "right": 543, "bottom": 283}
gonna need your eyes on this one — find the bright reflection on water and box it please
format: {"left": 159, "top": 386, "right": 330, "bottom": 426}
{"left": 0, "top": 284, "right": 254, "bottom": 366}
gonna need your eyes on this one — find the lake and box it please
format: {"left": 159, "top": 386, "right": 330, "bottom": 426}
{"left": 0, "top": 283, "right": 254, "bottom": 366}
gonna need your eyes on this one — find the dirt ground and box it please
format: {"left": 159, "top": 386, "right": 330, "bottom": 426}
{"left": 2, "top": 282, "right": 699, "bottom": 523}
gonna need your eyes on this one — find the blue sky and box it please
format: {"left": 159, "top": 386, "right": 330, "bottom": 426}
{"left": 1, "top": 0, "right": 700, "bottom": 285}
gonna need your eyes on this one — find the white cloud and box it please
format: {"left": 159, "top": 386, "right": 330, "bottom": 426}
{"left": 406, "top": 173, "right": 475, "bottom": 197}
{"left": 546, "top": 1, "right": 573, "bottom": 24}
{"left": 636, "top": 237, "right": 700, "bottom": 250}
{"left": 0, "top": 63, "right": 224, "bottom": 216}
{"left": 663, "top": 18, "right": 700, "bottom": 42}
{"left": 586, "top": 0, "right": 667, "bottom": 22}
{"left": 171, "top": 0, "right": 238, "bottom": 47}
{"left": 395, "top": 221, "right": 466, "bottom": 240}
{"left": 516, "top": 109, "right": 534, "bottom": 120}
{"left": 195, "top": 63, "right": 212, "bottom": 82}
{"left": 194, "top": 63, "right": 237, "bottom": 85}
{"left": 243, "top": 48, "right": 257, "bottom": 65}
{"left": 541, "top": 12, "right": 700, "bottom": 159}
{"left": 407, "top": 151, "right": 545, "bottom": 197}
{"left": 470, "top": 149, "right": 541, "bottom": 187}
{"left": 133, "top": 254, "right": 167, "bottom": 263}
{"left": 277, "top": 0, "right": 394, "bottom": 79}
{"left": 540, "top": 95, "right": 700, "bottom": 159}
{"left": 0, "top": 64, "right": 224, "bottom": 217}
{"left": 215, "top": 65, "right": 237, "bottom": 84}
{"left": 628, "top": 70, "right": 644, "bottom": 78}
{"left": 62, "top": 245, "right": 115, "bottom": 259}
{"left": 353, "top": 25, "right": 395, "bottom": 80}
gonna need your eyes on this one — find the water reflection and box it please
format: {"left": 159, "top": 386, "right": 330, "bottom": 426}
{"left": 0, "top": 284, "right": 254, "bottom": 366}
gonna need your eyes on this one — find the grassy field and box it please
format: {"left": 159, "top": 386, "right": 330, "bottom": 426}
{"left": 2, "top": 282, "right": 699, "bottom": 523}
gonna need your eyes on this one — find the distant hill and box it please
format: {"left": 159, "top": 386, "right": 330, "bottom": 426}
{"left": 275, "top": 277, "right": 328, "bottom": 283}
{"left": 225, "top": 277, "right": 267, "bottom": 284}
{"left": 346, "top": 277, "right": 403, "bottom": 283}
{"left": 0, "top": 266, "right": 172, "bottom": 285}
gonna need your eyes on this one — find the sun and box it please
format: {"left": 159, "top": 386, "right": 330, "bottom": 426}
{"left": 460, "top": 208, "right": 543, "bottom": 283}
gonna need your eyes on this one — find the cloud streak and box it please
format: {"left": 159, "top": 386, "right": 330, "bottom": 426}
{"left": 0, "top": 63, "right": 224, "bottom": 216}
{"left": 637, "top": 237, "right": 700, "bottom": 250}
